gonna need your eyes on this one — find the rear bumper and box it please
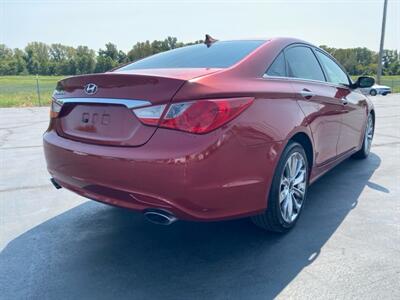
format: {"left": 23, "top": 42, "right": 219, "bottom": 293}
{"left": 43, "top": 127, "right": 281, "bottom": 221}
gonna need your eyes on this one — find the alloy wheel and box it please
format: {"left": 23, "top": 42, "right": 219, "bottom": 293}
{"left": 365, "top": 114, "right": 374, "bottom": 153}
{"left": 279, "top": 152, "right": 307, "bottom": 223}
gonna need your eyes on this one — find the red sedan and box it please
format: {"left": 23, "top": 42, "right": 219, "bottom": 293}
{"left": 43, "top": 37, "right": 375, "bottom": 232}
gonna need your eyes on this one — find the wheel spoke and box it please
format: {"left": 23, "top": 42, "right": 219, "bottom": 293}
{"left": 368, "top": 117, "right": 373, "bottom": 140}
{"left": 281, "top": 194, "right": 289, "bottom": 218}
{"left": 287, "top": 156, "right": 293, "bottom": 178}
{"left": 293, "top": 169, "right": 306, "bottom": 185}
{"left": 293, "top": 156, "right": 301, "bottom": 177}
{"left": 290, "top": 155, "right": 297, "bottom": 178}
{"left": 284, "top": 163, "right": 291, "bottom": 179}
{"left": 286, "top": 194, "right": 293, "bottom": 220}
{"left": 280, "top": 186, "right": 289, "bottom": 203}
{"left": 292, "top": 185, "right": 305, "bottom": 198}
{"left": 292, "top": 192, "right": 302, "bottom": 210}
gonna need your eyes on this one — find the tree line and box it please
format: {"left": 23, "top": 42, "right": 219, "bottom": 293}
{"left": 0, "top": 37, "right": 399, "bottom": 76}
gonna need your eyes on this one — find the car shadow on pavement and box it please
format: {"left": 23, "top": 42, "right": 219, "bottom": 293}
{"left": 0, "top": 153, "right": 385, "bottom": 299}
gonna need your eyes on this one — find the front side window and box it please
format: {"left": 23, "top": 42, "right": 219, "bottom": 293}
{"left": 266, "top": 52, "right": 286, "bottom": 77}
{"left": 285, "top": 46, "right": 325, "bottom": 82}
{"left": 315, "top": 50, "right": 350, "bottom": 86}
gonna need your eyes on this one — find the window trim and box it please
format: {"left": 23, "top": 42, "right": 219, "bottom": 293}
{"left": 265, "top": 50, "right": 288, "bottom": 78}
{"left": 263, "top": 42, "right": 352, "bottom": 90}
{"left": 284, "top": 44, "right": 327, "bottom": 82}
{"left": 312, "top": 48, "right": 352, "bottom": 87}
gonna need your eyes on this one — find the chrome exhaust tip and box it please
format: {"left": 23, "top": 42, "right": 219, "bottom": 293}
{"left": 50, "top": 178, "right": 62, "bottom": 189}
{"left": 144, "top": 209, "right": 177, "bottom": 225}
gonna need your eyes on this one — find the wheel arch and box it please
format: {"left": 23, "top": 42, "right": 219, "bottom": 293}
{"left": 287, "top": 132, "right": 314, "bottom": 171}
{"left": 370, "top": 108, "right": 375, "bottom": 124}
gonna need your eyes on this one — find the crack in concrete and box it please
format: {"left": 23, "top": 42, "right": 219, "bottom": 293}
{"left": 0, "top": 184, "right": 52, "bottom": 193}
{"left": 372, "top": 141, "right": 400, "bottom": 147}
{"left": 0, "top": 128, "right": 13, "bottom": 147}
{"left": 375, "top": 133, "right": 400, "bottom": 140}
{"left": 0, "top": 120, "right": 47, "bottom": 130}
{"left": 0, "top": 145, "right": 42, "bottom": 150}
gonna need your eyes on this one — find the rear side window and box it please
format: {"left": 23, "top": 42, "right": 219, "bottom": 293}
{"left": 285, "top": 46, "right": 325, "bottom": 81}
{"left": 315, "top": 50, "right": 350, "bottom": 86}
{"left": 266, "top": 52, "right": 286, "bottom": 77}
{"left": 118, "top": 40, "right": 265, "bottom": 70}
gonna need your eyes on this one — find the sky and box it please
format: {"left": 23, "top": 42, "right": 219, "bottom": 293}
{"left": 1, "top": 0, "right": 399, "bottom": 52}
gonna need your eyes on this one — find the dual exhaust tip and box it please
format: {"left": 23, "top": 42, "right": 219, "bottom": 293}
{"left": 50, "top": 178, "right": 177, "bottom": 225}
{"left": 50, "top": 178, "right": 62, "bottom": 189}
{"left": 143, "top": 209, "right": 177, "bottom": 226}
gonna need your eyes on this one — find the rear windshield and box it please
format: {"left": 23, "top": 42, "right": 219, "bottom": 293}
{"left": 118, "top": 40, "right": 265, "bottom": 70}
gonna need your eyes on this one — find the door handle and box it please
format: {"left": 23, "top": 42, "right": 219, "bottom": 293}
{"left": 300, "top": 89, "right": 314, "bottom": 99}
{"left": 341, "top": 97, "right": 348, "bottom": 105}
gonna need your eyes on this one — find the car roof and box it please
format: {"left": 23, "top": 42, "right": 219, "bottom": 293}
{"left": 212, "top": 37, "right": 314, "bottom": 47}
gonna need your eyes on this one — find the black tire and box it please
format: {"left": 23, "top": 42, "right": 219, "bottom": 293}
{"left": 353, "top": 113, "right": 374, "bottom": 159}
{"left": 251, "top": 141, "right": 309, "bottom": 233}
{"left": 370, "top": 89, "right": 377, "bottom": 96}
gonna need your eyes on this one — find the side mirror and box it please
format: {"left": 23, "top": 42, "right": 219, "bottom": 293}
{"left": 353, "top": 76, "right": 375, "bottom": 89}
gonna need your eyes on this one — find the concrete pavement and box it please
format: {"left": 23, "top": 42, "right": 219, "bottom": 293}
{"left": 0, "top": 94, "right": 399, "bottom": 299}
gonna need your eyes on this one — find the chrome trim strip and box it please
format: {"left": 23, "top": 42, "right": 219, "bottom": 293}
{"left": 55, "top": 97, "right": 152, "bottom": 109}
{"left": 262, "top": 74, "right": 329, "bottom": 85}
{"left": 261, "top": 74, "right": 351, "bottom": 89}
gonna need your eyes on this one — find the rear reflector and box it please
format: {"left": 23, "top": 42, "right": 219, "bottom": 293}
{"left": 133, "top": 97, "right": 254, "bottom": 134}
{"left": 133, "top": 104, "right": 166, "bottom": 126}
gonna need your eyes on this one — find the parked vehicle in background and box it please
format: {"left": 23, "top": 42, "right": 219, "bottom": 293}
{"left": 43, "top": 37, "right": 375, "bottom": 233}
{"left": 361, "top": 84, "right": 392, "bottom": 96}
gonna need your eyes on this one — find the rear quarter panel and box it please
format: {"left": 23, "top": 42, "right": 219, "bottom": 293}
{"left": 173, "top": 75, "right": 314, "bottom": 213}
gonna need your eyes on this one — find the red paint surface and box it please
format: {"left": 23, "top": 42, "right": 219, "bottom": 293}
{"left": 43, "top": 38, "right": 373, "bottom": 221}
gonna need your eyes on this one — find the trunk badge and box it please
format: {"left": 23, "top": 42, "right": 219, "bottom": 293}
{"left": 84, "top": 83, "right": 98, "bottom": 95}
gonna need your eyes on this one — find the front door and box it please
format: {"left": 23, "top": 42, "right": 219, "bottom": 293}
{"left": 336, "top": 88, "right": 367, "bottom": 155}
{"left": 313, "top": 49, "right": 367, "bottom": 156}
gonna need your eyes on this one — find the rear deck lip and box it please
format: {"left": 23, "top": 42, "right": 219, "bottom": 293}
{"left": 54, "top": 97, "right": 152, "bottom": 109}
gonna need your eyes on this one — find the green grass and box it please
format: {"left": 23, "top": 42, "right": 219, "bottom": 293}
{"left": 0, "top": 75, "right": 64, "bottom": 107}
{"left": 1, "top": 75, "right": 399, "bottom": 107}
{"left": 379, "top": 76, "right": 400, "bottom": 93}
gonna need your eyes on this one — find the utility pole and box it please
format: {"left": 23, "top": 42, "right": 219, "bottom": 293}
{"left": 377, "top": 0, "right": 388, "bottom": 84}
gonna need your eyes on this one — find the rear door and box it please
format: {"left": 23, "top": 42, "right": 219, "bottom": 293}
{"left": 285, "top": 45, "right": 345, "bottom": 165}
{"left": 314, "top": 49, "right": 367, "bottom": 155}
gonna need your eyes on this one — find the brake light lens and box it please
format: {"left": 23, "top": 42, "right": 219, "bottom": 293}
{"left": 133, "top": 97, "right": 254, "bottom": 134}
{"left": 50, "top": 98, "right": 63, "bottom": 118}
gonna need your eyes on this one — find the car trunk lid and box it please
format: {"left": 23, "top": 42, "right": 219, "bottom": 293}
{"left": 54, "top": 73, "right": 186, "bottom": 147}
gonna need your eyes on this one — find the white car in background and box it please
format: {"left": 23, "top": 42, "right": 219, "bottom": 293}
{"left": 361, "top": 84, "right": 392, "bottom": 96}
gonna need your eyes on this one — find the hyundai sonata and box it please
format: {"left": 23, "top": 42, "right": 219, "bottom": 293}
{"left": 44, "top": 37, "right": 375, "bottom": 232}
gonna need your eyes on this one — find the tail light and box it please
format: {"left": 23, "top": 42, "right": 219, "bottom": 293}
{"left": 50, "top": 84, "right": 65, "bottom": 118}
{"left": 50, "top": 98, "right": 63, "bottom": 118}
{"left": 133, "top": 104, "right": 166, "bottom": 126}
{"left": 133, "top": 97, "right": 254, "bottom": 134}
